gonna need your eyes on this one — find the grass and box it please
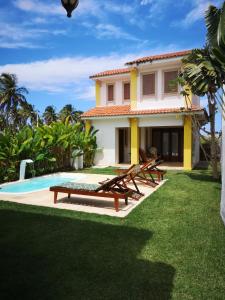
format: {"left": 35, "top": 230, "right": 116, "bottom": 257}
{"left": 0, "top": 169, "right": 225, "bottom": 299}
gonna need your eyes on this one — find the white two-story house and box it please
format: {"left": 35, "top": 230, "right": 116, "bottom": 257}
{"left": 81, "top": 50, "right": 205, "bottom": 170}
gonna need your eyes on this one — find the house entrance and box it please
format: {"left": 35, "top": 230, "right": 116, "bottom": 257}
{"left": 118, "top": 128, "right": 131, "bottom": 164}
{"left": 152, "top": 128, "right": 184, "bottom": 162}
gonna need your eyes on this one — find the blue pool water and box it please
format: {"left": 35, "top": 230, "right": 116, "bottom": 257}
{"left": 0, "top": 174, "right": 85, "bottom": 194}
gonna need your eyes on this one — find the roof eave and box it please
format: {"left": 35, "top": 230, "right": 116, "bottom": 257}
{"left": 81, "top": 110, "right": 204, "bottom": 120}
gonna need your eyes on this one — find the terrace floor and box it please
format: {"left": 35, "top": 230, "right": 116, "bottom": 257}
{"left": 0, "top": 173, "right": 165, "bottom": 217}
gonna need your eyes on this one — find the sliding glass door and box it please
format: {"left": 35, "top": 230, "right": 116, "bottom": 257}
{"left": 152, "top": 128, "right": 183, "bottom": 162}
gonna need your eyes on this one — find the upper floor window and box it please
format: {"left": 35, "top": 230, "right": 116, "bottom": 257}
{"left": 142, "top": 73, "right": 155, "bottom": 96}
{"left": 164, "top": 70, "right": 178, "bottom": 94}
{"left": 107, "top": 84, "right": 114, "bottom": 101}
{"left": 123, "top": 82, "right": 130, "bottom": 101}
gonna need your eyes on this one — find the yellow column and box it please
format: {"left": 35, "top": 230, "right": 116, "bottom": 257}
{"left": 183, "top": 115, "right": 192, "bottom": 170}
{"left": 95, "top": 80, "right": 101, "bottom": 107}
{"left": 130, "top": 118, "right": 139, "bottom": 164}
{"left": 184, "top": 85, "right": 192, "bottom": 108}
{"left": 130, "top": 68, "right": 137, "bottom": 110}
{"left": 85, "top": 120, "right": 91, "bottom": 134}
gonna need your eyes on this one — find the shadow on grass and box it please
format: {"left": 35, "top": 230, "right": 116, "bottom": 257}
{"left": 178, "top": 171, "right": 221, "bottom": 183}
{"left": 0, "top": 208, "right": 175, "bottom": 300}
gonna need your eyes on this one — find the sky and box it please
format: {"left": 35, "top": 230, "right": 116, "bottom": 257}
{"left": 0, "top": 0, "right": 223, "bottom": 129}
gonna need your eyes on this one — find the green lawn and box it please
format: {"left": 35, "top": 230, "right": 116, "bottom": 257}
{"left": 0, "top": 169, "right": 225, "bottom": 299}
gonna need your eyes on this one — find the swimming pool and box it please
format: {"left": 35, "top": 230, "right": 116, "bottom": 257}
{"left": 0, "top": 173, "right": 86, "bottom": 194}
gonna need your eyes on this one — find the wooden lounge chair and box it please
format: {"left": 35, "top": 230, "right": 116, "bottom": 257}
{"left": 141, "top": 160, "right": 166, "bottom": 182}
{"left": 49, "top": 174, "right": 143, "bottom": 212}
{"left": 139, "top": 148, "right": 166, "bottom": 181}
{"left": 115, "top": 164, "right": 158, "bottom": 188}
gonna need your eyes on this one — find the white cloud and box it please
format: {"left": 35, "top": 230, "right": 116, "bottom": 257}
{"left": 173, "top": 0, "right": 223, "bottom": 27}
{"left": 0, "top": 45, "right": 180, "bottom": 99}
{"left": 82, "top": 22, "right": 139, "bottom": 41}
{"left": 140, "top": 0, "right": 154, "bottom": 5}
{"left": 14, "top": 0, "right": 63, "bottom": 16}
{"left": 0, "top": 21, "right": 67, "bottom": 49}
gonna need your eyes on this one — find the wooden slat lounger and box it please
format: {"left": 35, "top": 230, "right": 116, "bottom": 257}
{"left": 139, "top": 148, "right": 166, "bottom": 181}
{"left": 115, "top": 164, "right": 158, "bottom": 188}
{"left": 49, "top": 174, "right": 143, "bottom": 212}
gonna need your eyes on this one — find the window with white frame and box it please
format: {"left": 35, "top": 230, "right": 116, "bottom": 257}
{"left": 164, "top": 70, "right": 178, "bottom": 94}
{"left": 107, "top": 84, "right": 114, "bottom": 102}
{"left": 123, "top": 82, "right": 130, "bottom": 101}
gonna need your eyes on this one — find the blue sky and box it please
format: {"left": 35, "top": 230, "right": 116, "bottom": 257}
{"left": 0, "top": 0, "right": 223, "bottom": 129}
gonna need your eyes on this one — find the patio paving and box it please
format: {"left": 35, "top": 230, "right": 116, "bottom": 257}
{"left": 0, "top": 173, "right": 166, "bottom": 218}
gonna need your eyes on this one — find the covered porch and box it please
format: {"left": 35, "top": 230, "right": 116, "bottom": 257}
{"left": 115, "top": 116, "right": 193, "bottom": 170}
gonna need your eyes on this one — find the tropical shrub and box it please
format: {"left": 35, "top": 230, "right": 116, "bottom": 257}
{"left": 0, "top": 119, "right": 98, "bottom": 183}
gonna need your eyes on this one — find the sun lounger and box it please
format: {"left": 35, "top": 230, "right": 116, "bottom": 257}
{"left": 49, "top": 174, "right": 143, "bottom": 212}
{"left": 115, "top": 164, "right": 158, "bottom": 188}
{"left": 141, "top": 160, "right": 166, "bottom": 181}
{"left": 139, "top": 148, "right": 166, "bottom": 181}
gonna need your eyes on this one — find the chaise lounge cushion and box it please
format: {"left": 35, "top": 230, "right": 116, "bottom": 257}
{"left": 59, "top": 182, "right": 101, "bottom": 192}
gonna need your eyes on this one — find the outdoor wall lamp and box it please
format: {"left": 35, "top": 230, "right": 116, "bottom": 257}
{"left": 61, "top": 0, "right": 79, "bottom": 18}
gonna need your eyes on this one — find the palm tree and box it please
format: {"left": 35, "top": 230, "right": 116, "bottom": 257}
{"left": 16, "top": 104, "right": 37, "bottom": 128}
{"left": 179, "top": 47, "right": 224, "bottom": 179}
{"left": 205, "top": 2, "right": 225, "bottom": 71}
{"left": 58, "top": 104, "right": 82, "bottom": 123}
{"left": 43, "top": 105, "right": 58, "bottom": 125}
{"left": 0, "top": 73, "right": 29, "bottom": 129}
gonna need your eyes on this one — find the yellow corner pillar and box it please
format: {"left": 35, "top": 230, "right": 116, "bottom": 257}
{"left": 130, "top": 68, "right": 137, "bottom": 110}
{"left": 184, "top": 85, "right": 192, "bottom": 108}
{"left": 85, "top": 119, "right": 92, "bottom": 135}
{"left": 183, "top": 115, "right": 192, "bottom": 170}
{"left": 95, "top": 80, "right": 101, "bottom": 107}
{"left": 130, "top": 118, "right": 139, "bottom": 164}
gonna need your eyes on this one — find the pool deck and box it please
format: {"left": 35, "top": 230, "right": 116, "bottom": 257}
{"left": 0, "top": 173, "right": 166, "bottom": 218}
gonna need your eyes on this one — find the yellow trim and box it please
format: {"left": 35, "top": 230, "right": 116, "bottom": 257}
{"left": 184, "top": 85, "right": 192, "bottom": 108}
{"left": 95, "top": 80, "right": 101, "bottom": 107}
{"left": 130, "top": 68, "right": 137, "bottom": 109}
{"left": 85, "top": 120, "right": 91, "bottom": 135}
{"left": 130, "top": 118, "right": 139, "bottom": 164}
{"left": 183, "top": 116, "right": 192, "bottom": 170}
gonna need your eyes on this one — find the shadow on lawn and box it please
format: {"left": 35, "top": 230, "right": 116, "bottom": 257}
{"left": 0, "top": 208, "right": 175, "bottom": 300}
{"left": 179, "top": 171, "right": 221, "bottom": 183}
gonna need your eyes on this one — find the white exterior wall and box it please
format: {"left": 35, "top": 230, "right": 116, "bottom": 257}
{"left": 138, "top": 115, "right": 183, "bottom": 127}
{"left": 136, "top": 61, "right": 186, "bottom": 110}
{"left": 92, "top": 115, "right": 186, "bottom": 166}
{"left": 221, "top": 117, "right": 225, "bottom": 225}
{"left": 92, "top": 118, "right": 130, "bottom": 166}
{"left": 97, "top": 59, "right": 200, "bottom": 110}
{"left": 99, "top": 74, "right": 130, "bottom": 106}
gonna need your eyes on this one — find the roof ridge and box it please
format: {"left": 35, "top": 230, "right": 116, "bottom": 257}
{"left": 125, "top": 49, "right": 192, "bottom": 65}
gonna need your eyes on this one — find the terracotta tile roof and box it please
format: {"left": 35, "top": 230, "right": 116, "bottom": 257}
{"left": 90, "top": 68, "right": 131, "bottom": 79}
{"left": 125, "top": 50, "right": 192, "bottom": 65}
{"left": 81, "top": 104, "right": 203, "bottom": 119}
{"left": 90, "top": 50, "right": 192, "bottom": 79}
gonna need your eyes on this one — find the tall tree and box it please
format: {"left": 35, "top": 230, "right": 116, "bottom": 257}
{"left": 58, "top": 104, "right": 82, "bottom": 123}
{"left": 179, "top": 47, "right": 224, "bottom": 179}
{"left": 205, "top": 2, "right": 225, "bottom": 74}
{"left": 43, "top": 105, "right": 57, "bottom": 125}
{"left": 0, "top": 73, "right": 29, "bottom": 130}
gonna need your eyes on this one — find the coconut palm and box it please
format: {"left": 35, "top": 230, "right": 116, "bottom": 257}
{"left": 179, "top": 47, "right": 224, "bottom": 179}
{"left": 205, "top": 2, "right": 225, "bottom": 69}
{"left": 43, "top": 105, "right": 58, "bottom": 125}
{"left": 58, "top": 104, "right": 82, "bottom": 123}
{"left": 0, "top": 73, "right": 29, "bottom": 129}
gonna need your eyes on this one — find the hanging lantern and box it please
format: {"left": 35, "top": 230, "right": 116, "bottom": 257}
{"left": 61, "top": 0, "right": 79, "bottom": 18}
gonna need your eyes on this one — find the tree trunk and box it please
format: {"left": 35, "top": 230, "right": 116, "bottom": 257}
{"left": 208, "top": 95, "right": 219, "bottom": 179}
